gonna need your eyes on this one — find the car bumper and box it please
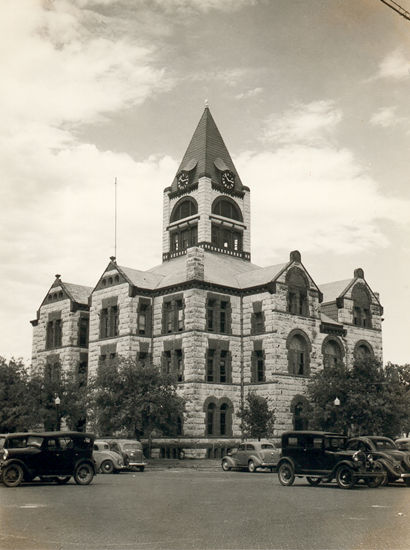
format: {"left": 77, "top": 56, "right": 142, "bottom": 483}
{"left": 259, "top": 462, "right": 277, "bottom": 468}
{"left": 127, "top": 461, "right": 147, "bottom": 467}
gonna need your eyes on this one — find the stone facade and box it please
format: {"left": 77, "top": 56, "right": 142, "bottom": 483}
{"left": 31, "top": 107, "right": 383, "bottom": 456}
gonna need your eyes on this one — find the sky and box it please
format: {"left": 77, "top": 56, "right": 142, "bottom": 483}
{"left": 1, "top": 0, "right": 409, "bottom": 365}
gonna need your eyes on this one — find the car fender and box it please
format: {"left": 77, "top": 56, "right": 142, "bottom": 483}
{"left": 377, "top": 457, "right": 402, "bottom": 477}
{"left": 247, "top": 454, "right": 263, "bottom": 466}
{"left": 222, "top": 456, "right": 237, "bottom": 468}
{"left": 1, "top": 458, "right": 33, "bottom": 478}
{"left": 277, "top": 457, "right": 296, "bottom": 471}
{"left": 329, "top": 459, "right": 356, "bottom": 478}
{"left": 74, "top": 458, "right": 97, "bottom": 475}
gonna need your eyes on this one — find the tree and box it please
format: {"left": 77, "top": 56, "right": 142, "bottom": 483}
{"left": 306, "top": 358, "right": 410, "bottom": 438}
{"left": 237, "top": 392, "right": 275, "bottom": 440}
{"left": 90, "top": 357, "right": 186, "bottom": 444}
{"left": 0, "top": 357, "right": 37, "bottom": 432}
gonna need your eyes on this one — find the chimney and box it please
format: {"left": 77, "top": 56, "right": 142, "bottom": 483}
{"left": 186, "top": 247, "right": 205, "bottom": 281}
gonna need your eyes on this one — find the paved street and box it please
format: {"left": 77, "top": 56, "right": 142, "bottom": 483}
{"left": 1, "top": 464, "right": 409, "bottom": 550}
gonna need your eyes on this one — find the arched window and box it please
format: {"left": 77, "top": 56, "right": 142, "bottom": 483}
{"left": 286, "top": 268, "right": 309, "bottom": 316}
{"left": 212, "top": 197, "right": 243, "bottom": 221}
{"left": 207, "top": 403, "right": 216, "bottom": 435}
{"left": 291, "top": 396, "right": 309, "bottom": 430}
{"left": 354, "top": 340, "right": 373, "bottom": 362}
{"left": 352, "top": 284, "right": 372, "bottom": 328}
{"left": 287, "top": 331, "right": 311, "bottom": 376}
{"left": 322, "top": 338, "right": 344, "bottom": 369}
{"left": 204, "top": 399, "right": 233, "bottom": 437}
{"left": 170, "top": 198, "right": 198, "bottom": 223}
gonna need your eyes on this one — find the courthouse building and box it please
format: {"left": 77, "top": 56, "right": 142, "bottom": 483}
{"left": 31, "top": 106, "right": 383, "bottom": 456}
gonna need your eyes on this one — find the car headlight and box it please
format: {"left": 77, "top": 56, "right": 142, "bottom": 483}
{"left": 366, "top": 454, "right": 374, "bottom": 463}
{"left": 353, "top": 450, "right": 365, "bottom": 463}
{"left": 2, "top": 449, "right": 8, "bottom": 460}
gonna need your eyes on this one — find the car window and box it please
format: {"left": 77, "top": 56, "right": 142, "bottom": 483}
{"left": 238, "top": 444, "right": 245, "bottom": 451}
{"left": 246, "top": 444, "right": 255, "bottom": 451}
{"left": 325, "top": 437, "right": 345, "bottom": 450}
{"left": 58, "top": 437, "right": 74, "bottom": 450}
{"left": 373, "top": 439, "right": 395, "bottom": 450}
{"left": 312, "top": 438, "right": 322, "bottom": 449}
{"left": 46, "top": 439, "right": 58, "bottom": 450}
{"left": 261, "top": 444, "right": 274, "bottom": 450}
{"left": 7, "top": 437, "right": 28, "bottom": 448}
{"left": 27, "top": 436, "right": 43, "bottom": 448}
{"left": 346, "top": 441, "right": 359, "bottom": 450}
{"left": 287, "top": 437, "right": 299, "bottom": 447}
{"left": 73, "top": 436, "right": 93, "bottom": 450}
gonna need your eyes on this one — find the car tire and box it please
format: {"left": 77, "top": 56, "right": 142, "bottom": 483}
{"left": 306, "top": 477, "right": 321, "bottom": 486}
{"left": 366, "top": 462, "right": 386, "bottom": 488}
{"left": 248, "top": 460, "right": 257, "bottom": 473}
{"left": 278, "top": 462, "right": 295, "bottom": 486}
{"left": 100, "top": 460, "right": 114, "bottom": 474}
{"left": 336, "top": 465, "right": 356, "bottom": 489}
{"left": 74, "top": 463, "right": 94, "bottom": 485}
{"left": 404, "top": 477, "right": 410, "bottom": 487}
{"left": 139, "top": 466, "right": 145, "bottom": 472}
{"left": 221, "top": 459, "right": 231, "bottom": 472}
{"left": 2, "top": 463, "right": 24, "bottom": 487}
{"left": 55, "top": 476, "right": 71, "bottom": 484}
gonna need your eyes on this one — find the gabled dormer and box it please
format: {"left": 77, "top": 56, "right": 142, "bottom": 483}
{"left": 320, "top": 268, "right": 383, "bottom": 330}
{"left": 162, "top": 105, "right": 251, "bottom": 262}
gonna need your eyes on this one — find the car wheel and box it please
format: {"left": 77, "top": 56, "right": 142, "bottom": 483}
{"left": 55, "top": 476, "right": 71, "bottom": 484}
{"left": 2, "top": 464, "right": 24, "bottom": 487}
{"left": 221, "top": 459, "right": 231, "bottom": 472}
{"left": 278, "top": 462, "right": 295, "bottom": 486}
{"left": 74, "top": 463, "right": 94, "bottom": 485}
{"left": 139, "top": 466, "right": 145, "bottom": 472}
{"left": 248, "top": 460, "right": 257, "bottom": 473}
{"left": 336, "top": 465, "right": 356, "bottom": 489}
{"left": 306, "top": 477, "right": 321, "bottom": 486}
{"left": 100, "top": 460, "right": 114, "bottom": 474}
{"left": 404, "top": 477, "right": 410, "bottom": 487}
{"left": 366, "top": 463, "right": 386, "bottom": 488}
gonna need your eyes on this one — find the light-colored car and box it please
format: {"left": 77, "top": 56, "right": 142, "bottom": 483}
{"left": 93, "top": 441, "right": 125, "bottom": 474}
{"left": 221, "top": 440, "right": 280, "bottom": 473}
{"left": 106, "top": 439, "right": 147, "bottom": 472}
{"left": 395, "top": 438, "right": 410, "bottom": 452}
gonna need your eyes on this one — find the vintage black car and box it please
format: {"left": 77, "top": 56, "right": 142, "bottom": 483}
{"left": 0, "top": 432, "right": 97, "bottom": 487}
{"left": 277, "top": 431, "right": 385, "bottom": 489}
{"left": 346, "top": 436, "right": 410, "bottom": 486}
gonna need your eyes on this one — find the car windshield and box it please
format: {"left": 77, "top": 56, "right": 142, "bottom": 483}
{"left": 261, "top": 444, "right": 274, "bottom": 450}
{"left": 325, "top": 437, "right": 346, "bottom": 450}
{"left": 373, "top": 439, "right": 396, "bottom": 450}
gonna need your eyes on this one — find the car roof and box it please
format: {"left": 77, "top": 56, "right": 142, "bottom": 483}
{"left": 282, "top": 431, "right": 345, "bottom": 437}
{"left": 4, "top": 431, "right": 94, "bottom": 438}
{"left": 351, "top": 436, "right": 394, "bottom": 442}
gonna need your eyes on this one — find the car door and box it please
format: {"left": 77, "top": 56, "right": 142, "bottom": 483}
{"left": 39, "top": 437, "right": 61, "bottom": 474}
{"left": 234, "top": 444, "right": 247, "bottom": 467}
{"left": 302, "top": 435, "right": 325, "bottom": 472}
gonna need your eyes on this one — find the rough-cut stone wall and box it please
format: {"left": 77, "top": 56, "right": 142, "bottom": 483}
{"left": 32, "top": 297, "right": 88, "bottom": 373}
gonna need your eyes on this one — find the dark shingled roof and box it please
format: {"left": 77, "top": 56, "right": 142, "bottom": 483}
{"left": 63, "top": 282, "right": 93, "bottom": 305}
{"left": 172, "top": 106, "right": 243, "bottom": 191}
{"left": 319, "top": 279, "right": 353, "bottom": 303}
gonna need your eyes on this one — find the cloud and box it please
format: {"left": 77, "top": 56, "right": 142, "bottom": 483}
{"left": 152, "top": 0, "right": 257, "bottom": 14}
{"left": 235, "top": 87, "right": 264, "bottom": 100}
{"left": 263, "top": 100, "right": 342, "bottom": 146}
{"left": 235, "top": 103, "right": 410, "bottom": 263}
{"left": 374, "top": 49, "right": 410, "bottom": 81}
{"left": 370, "top": 106, "right": 409, "bottom": 130}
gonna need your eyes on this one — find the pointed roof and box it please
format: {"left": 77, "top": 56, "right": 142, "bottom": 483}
{"left": 171, "top": 106, "right": 243, "bottom": 191}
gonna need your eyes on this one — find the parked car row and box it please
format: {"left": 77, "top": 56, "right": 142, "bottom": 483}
{"left": 221, "top": 431, "right": 410, "bottom": 490}
{"left": 0, "top": 432, "right": 148, "bottom": 487}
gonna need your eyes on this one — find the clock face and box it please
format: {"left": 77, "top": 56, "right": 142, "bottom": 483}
{"left": 177, "top": 171, "right": 189, "bottom": 188}
{"left": 221, "top": 170, "right": 235, "bottom": 189}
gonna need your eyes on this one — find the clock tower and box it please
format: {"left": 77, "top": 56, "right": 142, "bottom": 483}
{"left": 162, "top": 105, "right": 251, "bottom": 262}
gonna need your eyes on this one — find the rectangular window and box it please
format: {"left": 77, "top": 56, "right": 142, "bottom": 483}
{"left": 176, "top": 349, "right": 183, "bottom": 382}
{"left": 78, "top": 317, "right": 89, "bottom": 347}
{"left": 138, "top": 306, "right": 147, "bottom": 335}
{"left": 78, "top": 360, "right": 88, "bottom": 387}
{"left": 220, "top": 410, "right": 226, "bottom": 436}
{"left": 207, "top": 350, "right": 215, "bottom": 382}
{"left": 220, "top": 350, "right": 227, "bottom": 383}
{"left": 46, "top": 319, "right": 63, "bottom": 349}
{"left": 297, "top": 352, "right": 304, "bottom": 375}
{"left": 162, "top": 297, "right": 184, "bottom": 334}
{"left": 164, "top": 351, "right": 172, "bottom": 374}
{"left": 100, "top": 306, "right": 119, "bottom": 338}
{"left": 206, "top": 295, "right": 231, "bottom": 334}
{"left": 256, "top": 351, "right": 265, "bottom": 382}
